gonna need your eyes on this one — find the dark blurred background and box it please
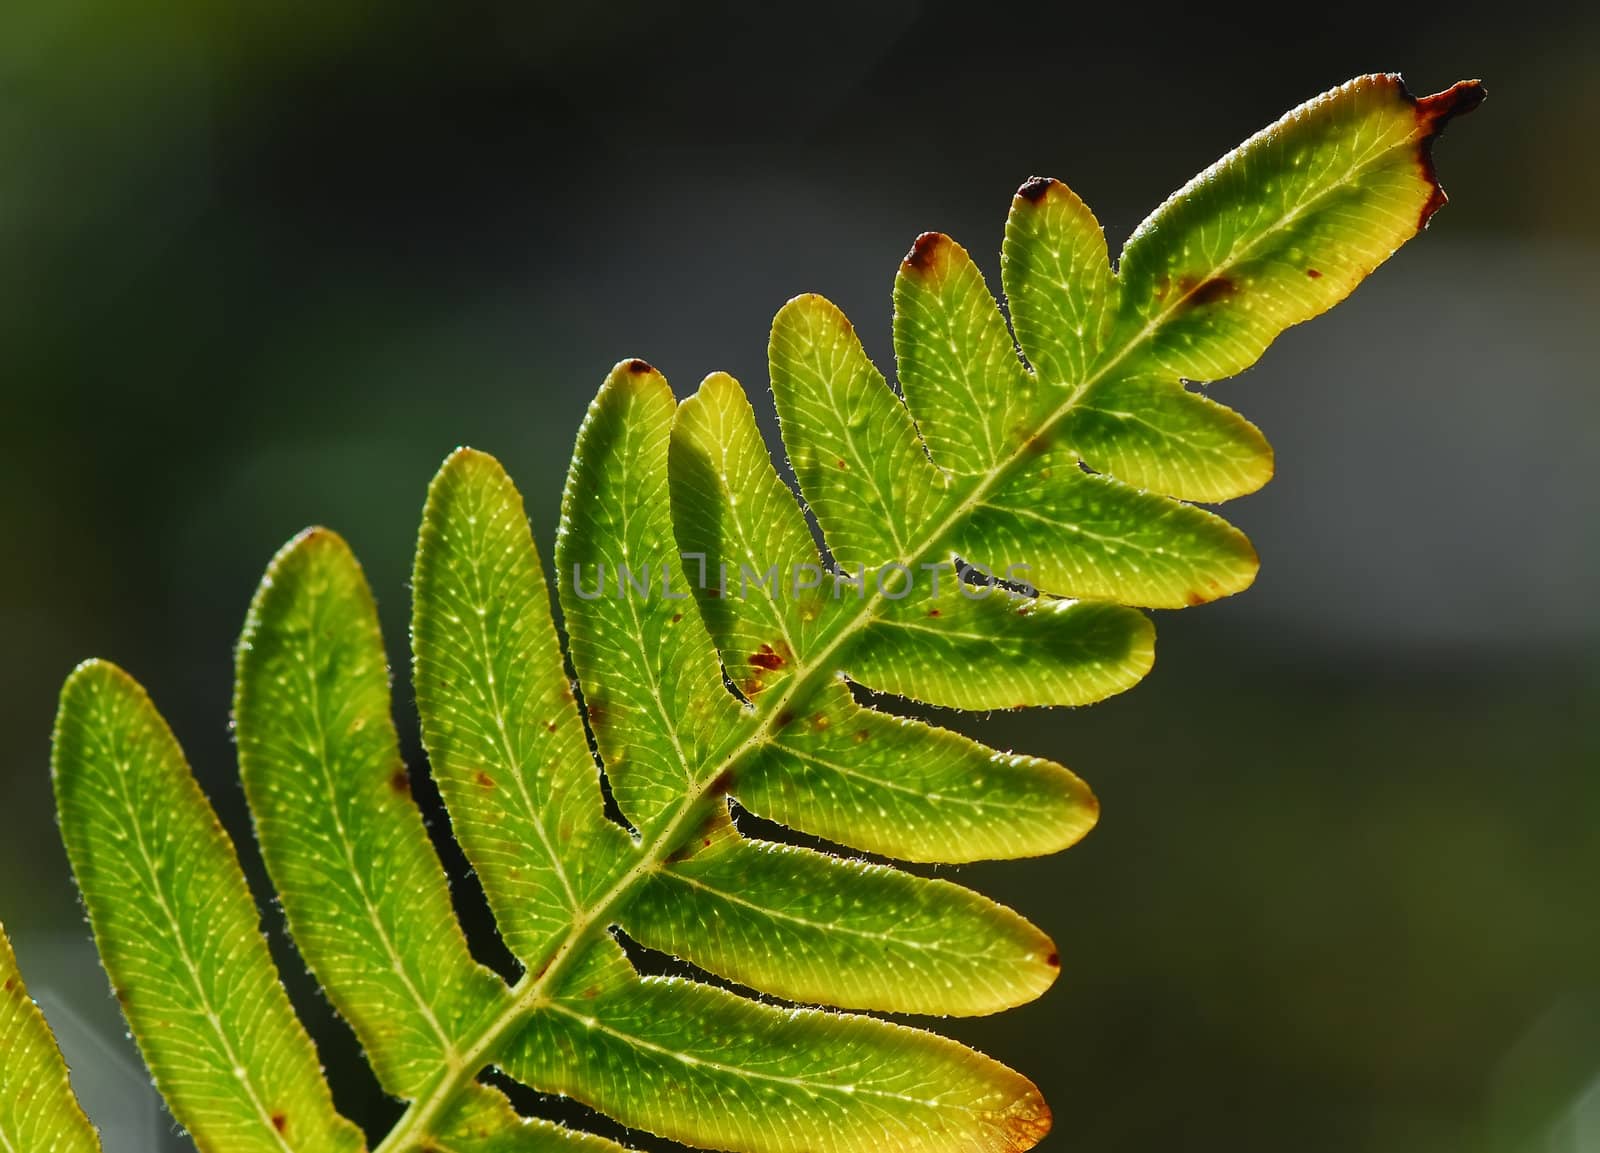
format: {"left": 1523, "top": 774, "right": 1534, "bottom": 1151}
{"left": 2, "top": 1, "right": 1596, "bottom": 1150}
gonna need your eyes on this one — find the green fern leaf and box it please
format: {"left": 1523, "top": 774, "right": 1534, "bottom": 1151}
{"left": 52, "top": 661, "right": 365, "bottom": 1151}
{"left": 234, "top": 529, "right": 511, "bottom": 1097}
{"left": 33, "top": 73, "right": 1480, "bottom": 1153}
{"left": 0, "top": 922, "right": 101, "bottom": 1151}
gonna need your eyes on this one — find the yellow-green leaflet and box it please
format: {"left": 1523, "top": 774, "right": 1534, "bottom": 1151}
{"left": 0, "top": 922, "right": 100, "bottom": 1152}
{"left": 235, "top": 529, "right": 511, "bottom": 1100}
{"left": 53, "top": 662, "right": 364, "bottom": 1152}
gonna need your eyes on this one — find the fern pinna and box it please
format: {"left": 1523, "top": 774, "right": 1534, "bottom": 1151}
{"left": 8, "top": 74, "right": 1479, "bottom": 1153}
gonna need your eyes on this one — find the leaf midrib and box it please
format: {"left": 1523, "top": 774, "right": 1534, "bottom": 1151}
{"left": 376, "top": 121, "right": 1422, "bottom": 1150}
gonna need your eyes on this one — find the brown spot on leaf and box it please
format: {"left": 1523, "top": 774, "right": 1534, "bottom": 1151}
{"left": 904, "top": 231, "right": 948, "bottom": 273}
{"left": 927, "top": 608, "right": 942, "bottom": 618}
{"left": 625, "top": 358, "right": 654, "bottom": 375}
{"left": 810, "top": 712, "right": 831, "bottom": 731}
{"left": 583, "top": 986, "right": 600, "bottom": 999}
{"left": 1046, "top": 951, "right": 1060, "bottom": 968}
{"left": 1017, "top": 176, "right": 1055, "bottom": 203}
{"left": 836, "top": 458, "right": 848, "bottom": 470}
{"left": 2, "top": 978, "right": 14, "bottom": 992}
{"left": 1185, "top": 590, "right": 1209, "bottom": 607}
{"left": 1410, "top": 79, "right": 1486, "bottom": 228}
{"left": 1024, "top": 432, "right": 1051, "bottom": 455}
{"left": 587, "top": 701, "right": 608, "bottom": 730}
{"left": 271, "top": 1114, "right": 287, "bottom": 1135}
{"left": 852, "top": 729, "right": 871, "bottom": 744}
{"left": 1305, "top": 268, "right": 1322, "bottom": 279}
{"left": 1179, "top": 275, "right": 1237, "bottom": 308}
{"left": 707, "top": 768, "right": 735, "bottom": 797}
{"left": 775, "top": 708, "right": 797, "bottom": 730}
{"left": 749, "top": 644, "right": 786, "bottom": 671}
{"left": 545, "top": 719, "right": 558, "bottom": 733}
{"left": 389, "top": 769, "right": 411, "bottom": 794}
{"left": 671, "top": 612, "right": 683, "bottom": 623}
{"left": 476, "top": 771, "right": 497, "bottom": 789}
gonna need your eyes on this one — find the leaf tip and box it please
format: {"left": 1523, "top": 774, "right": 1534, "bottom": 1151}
{"left": 1014, "top": 175, "right": 1056, "bottom": 204}
{"left": 775, "top": 292, "right": 852, "bottom": 336}
{"left": 284, "top": 524, "right": 344, "bottom": 554}
{"left": 1408, "top": 77, "right": 1487, "bottom": 229}
{"left": 57, "top": 657, "right": 137, "bottom": 718}
{"left": 902, "top": 231, "right": 952, "bottom": 275}
{"left": 1414, "top": 77, "right": 1488, "bottom": 126}
{"left": 999, "top": 1081, "right": 1054, "bottom": 1150}
{"left": 62, "top": 655, "right": 120, "bottom": 691}
{"left": 440, "top": 444, "right": 496, "bottom": 471}
{"left": 602, "top": 357, "right": 673, "bottom": 402}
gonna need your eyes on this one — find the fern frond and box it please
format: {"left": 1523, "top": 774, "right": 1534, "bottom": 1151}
{"left": 34, "top": 73, "right": 1481, "bottom": 1153}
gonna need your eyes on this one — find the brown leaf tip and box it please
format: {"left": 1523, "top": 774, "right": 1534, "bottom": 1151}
{"left": 1415, "top": 78, "right": 1488, "bottom": 129}
{"left": 625, "top": 358, "right": 655, "bottom": 375}
{"left": 1411, "top": 79, "right": 1486, "bottom": 229}
{"left": 904, "top": 232, "right": 949, "bottom": 274}
{"left": 1017, "top": 176, "right": 1056, "bottom": 203}
{"left": 999, "top": 1087, "right": 1054, "bottom": 1149}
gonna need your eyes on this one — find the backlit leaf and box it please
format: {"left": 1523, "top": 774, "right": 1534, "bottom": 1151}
{"left": 0, "top": 922, "right": 100, "bottom": 1152}
{"left": 33, "top": 74, "right": 1479, "bottom": 1153}
{"left": 53, "top": 661, "right": 363, "bottom": 1152}
{"left": 235, "top": 528, "right": 509, "bottom": 1099}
